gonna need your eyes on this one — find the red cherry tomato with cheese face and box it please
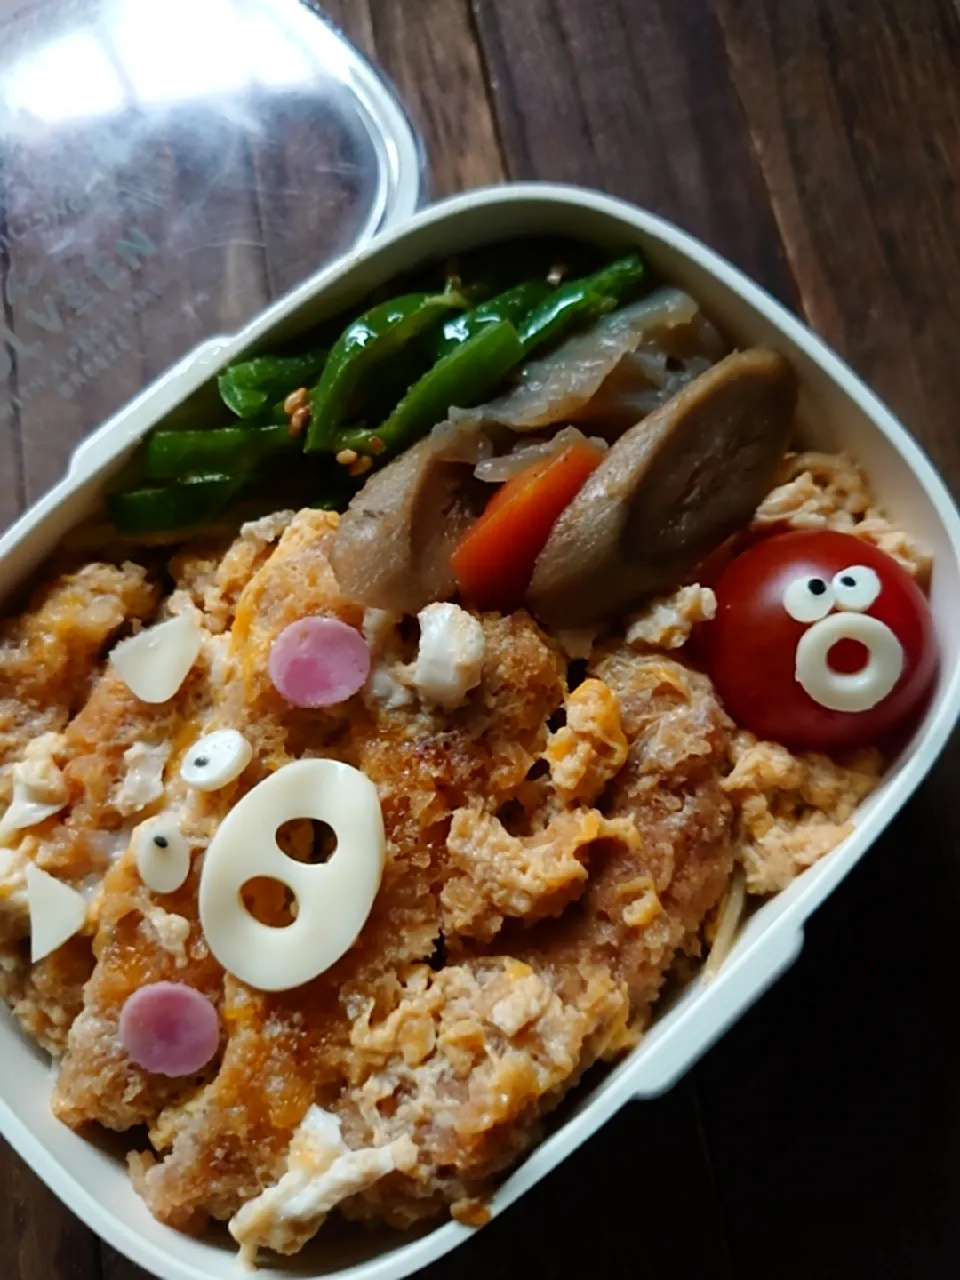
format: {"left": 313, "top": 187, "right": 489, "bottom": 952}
{"left": 702, "top": 530, "right": 937, "bottom": 751}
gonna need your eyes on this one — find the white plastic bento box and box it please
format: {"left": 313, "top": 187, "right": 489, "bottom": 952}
{"left": 2, "top": 184, "right": 959, "bottom": 1280}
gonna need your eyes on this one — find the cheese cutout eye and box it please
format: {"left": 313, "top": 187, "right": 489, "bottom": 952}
{"left": 831, "top": 564, "right": 881, "bottom": 612}
{"left": 181, "top": 730, "right": 253, "bottom": 792}
{"left": 782, "top": 576, "right": 835, "bottom": 623}
{"left": 198, "top": 759, "right": 385, "bottom": 991}
{"left": 25, "top": 864, "right": 87, "bottom": 963}
{"left": 135, "top": 818, "right": 191, "bottom": 893}
{"left": 110, "top": 614, "right": 201, "bottom": 704}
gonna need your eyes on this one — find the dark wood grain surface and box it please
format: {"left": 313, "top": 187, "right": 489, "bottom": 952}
{"left": 3, "top": 0, "right": 960, "bottom": 1276}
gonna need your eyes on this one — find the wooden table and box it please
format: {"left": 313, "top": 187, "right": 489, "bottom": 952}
{"left": 3, "top": 1, "right": 960, "bottom": 1276}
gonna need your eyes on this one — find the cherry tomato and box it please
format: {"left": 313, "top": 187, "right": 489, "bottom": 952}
{"left": 701, "top": 530, "right": 937, "bottom": 750}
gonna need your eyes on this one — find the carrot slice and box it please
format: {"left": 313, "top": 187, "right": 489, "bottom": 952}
{"left": 451, "top": 440, "right": 604, "bottom": 612}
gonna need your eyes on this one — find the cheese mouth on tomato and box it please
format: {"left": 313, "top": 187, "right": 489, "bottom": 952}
{"left": 794, "top": 611, "right": 904, "bottom": 714}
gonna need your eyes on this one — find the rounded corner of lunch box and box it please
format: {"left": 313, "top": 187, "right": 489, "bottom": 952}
{"left": 626, "top": 922, "right": 806, "bottom": 1101}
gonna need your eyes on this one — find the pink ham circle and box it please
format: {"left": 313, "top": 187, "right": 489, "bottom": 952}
{"left": 268, "top": 615, "right": 371, "bottom": 709}
{"left": 119, "top": 982, "right": 220, "bottom": 1077}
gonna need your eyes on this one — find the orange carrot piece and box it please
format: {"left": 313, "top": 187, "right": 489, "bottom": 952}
{"left": 451, "top": 440, "right": 604, "bottom": 612}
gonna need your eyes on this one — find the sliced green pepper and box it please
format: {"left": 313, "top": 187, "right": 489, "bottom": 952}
{"left": 143, "top": 423, "right": 298, "bottom": 480}
{"left": 433, "top": 280, "right": 553, "bottom": 360}
{"left": 518, "top": 289, "right": 618, "bottom": 357}
{"left": 518, "top": 252, "right": 647, "bottom": 356}
{"left": 305, "top": 291, "right": 466, "bottom": 453}
{"left": 218, "top": 350, "right": 328, "bottom": 419}
{"left": 107, "top": 474, "right": 247, "bottom": 535}
{"left": 336, "top": 320, "right": 524, "bottom": 458}
{"left": 581, "top": 252, "right": 647, "bottom": 303}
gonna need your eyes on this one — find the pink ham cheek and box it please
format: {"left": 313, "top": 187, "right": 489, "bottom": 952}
{"left": 268, "top": 616, "right": 371, "bottom": 708}
{"left": 119, "top": 982, "right": 221, "bottom": 1077}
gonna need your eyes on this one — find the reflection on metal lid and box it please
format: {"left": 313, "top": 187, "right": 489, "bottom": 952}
{"left": 0, "top": 0, "right": 426, "bottom": 492}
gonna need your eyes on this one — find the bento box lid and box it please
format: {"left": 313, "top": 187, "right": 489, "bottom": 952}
{"left": 0, "top": 0, "right": 426, "bottom": 448}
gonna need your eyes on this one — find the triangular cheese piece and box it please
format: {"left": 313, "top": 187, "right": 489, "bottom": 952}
{"left": 26, "top": 864, "right": 87, "bottom": 963}
{"left": 110, "top": 613, "right": 201, "bottom": 704}
{"left": 0, "top": 790, "right": 64, "bottom": 843}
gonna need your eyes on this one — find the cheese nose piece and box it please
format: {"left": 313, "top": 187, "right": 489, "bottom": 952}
{"left": 198, "top": 759, "right": 385, "bottom": 991}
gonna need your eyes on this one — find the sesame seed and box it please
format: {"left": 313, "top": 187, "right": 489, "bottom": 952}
{"left": 289, "top": 406, "right": 311, "bottom": 439}
{"left": 153, "top": 835, "right": 169, "bottom": 848}
{"left": 283, "top": 387, "right": 308, "bottom": 416}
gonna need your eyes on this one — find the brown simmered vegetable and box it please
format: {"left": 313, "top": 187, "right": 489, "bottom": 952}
{"left": 330, "top": 424, "right": 488, "bottom": 614}
{"left": 525, "top": 348, "right": 796, "bottom": 627}
{"left": 455, "top": 288, "right": 727, "bottom": 437}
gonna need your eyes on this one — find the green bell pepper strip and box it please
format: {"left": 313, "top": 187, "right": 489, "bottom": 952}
{"left": 107, "top": 474, "right": 248, "bottom": 535}
{"left": 518, "top": 289, "right": 618, "bottom": 357}
{"left": 218, "top": 350, "right": 328, "bottom": 419}
{"left": 305, "top": 291, "right": 466, "bottom": 453}
{"left": 143, "top": 423, "right": 298, "bottom": 480}
{"left": 433, "top": 280, "right": 553, "bottom": 360}
{"left": 518, "top": 252, "right": 647, "bottom": 356}
{"left": 334, "top": 320, "right": 525, "bottom": 458}
{"left": 580, "top": 252, "right": 647, "bottom": 303}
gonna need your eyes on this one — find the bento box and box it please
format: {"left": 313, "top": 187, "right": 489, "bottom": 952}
{"left": 2, "top": 183, "right": 959, "bottom": 1280}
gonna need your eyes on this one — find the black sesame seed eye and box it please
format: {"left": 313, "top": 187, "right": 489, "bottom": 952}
{"left": 193, "top": 756, "right": 209, "bottom": 768}
{"left": 841, "top": 574, "right": 856, "bottom": 587}
{"left": 808, "top": 578, "right": 827, "bottom": 595}
{"left": 153, "top": 835, "right": 169, "bottom": 849}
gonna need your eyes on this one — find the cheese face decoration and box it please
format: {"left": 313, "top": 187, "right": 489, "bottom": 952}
{"left": 110, "top": 613, "right": 202, "bottom": 704}
{"left": 135, "top": 818, "right": 192, "bottom": 894}
{"left": 180, "top": 730, "right": 253, "bottom": 792}
{"left": 198, "top": 760, "right": 385, "bottom": 991}
{"left": 26, "top": 865, "right": 87, "bottom": 963}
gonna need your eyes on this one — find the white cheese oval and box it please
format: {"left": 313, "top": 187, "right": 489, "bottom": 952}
{"left": 795, "top": 612, "right": 904, "bottom": 712}
{"left": 832, "top": 564, "right": 882, "bottom": 613}
{"left": 25, "top": 864, "right": 87, "bottom": 963}
{"left": 110, "top": 613, "right": 201, "bottom": 704}
{"left": 134, "top": 817, "right": 191, "bottom": 893}
{"left": 181, "top": 730, "right": 253, "bottom": 792}
{"left": 199, "top": 759, "right": 385, "bottom": 991}
{"left": 782, "top": 575, "right": 834, "bottom": 623}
